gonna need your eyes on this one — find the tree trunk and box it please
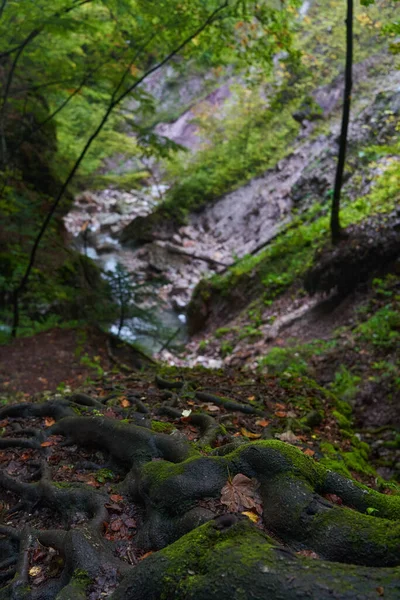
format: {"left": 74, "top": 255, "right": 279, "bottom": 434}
{"left": 331, "top": 0, "right": 353, "bottom": 244}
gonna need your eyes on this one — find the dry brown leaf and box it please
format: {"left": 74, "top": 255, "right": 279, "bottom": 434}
{"left": 139, "top": 551, "right": 153, "bottom": 561}
{"left": 110, "top": 519, "right": 123, "bottom": 531}
{"left": 275, "top": 411, "right": 287, "bottom": 418}
{"left": 303, "top": 448, "right": 315, "bottom": 457}
{"left": 255, "top": 419, "right": 270, "bottom": 427}
{"left": 44, "top": 417, "right": 55, "bottom": 427}
{"left": 220, "top": 473, "right": 262, "bottom": 513}
{"left": 324, "top": 493, "right": 343, "bottom": 506}
{"left": 296, "top": 550, "right": 319, "bottom": 559}
{"left": 110, "top": 494, "right": 123, "bottom": 503}
{"left": 376, "top": 587, "right": 384, "bottom": 597}
{"left": 204, "top": 403, "right": 220, "bottom": 412}
{"left": 120, "top": 398, "right": 130, "bottom": 408}
{"left": 276, "top": 431, "right": 298, "bottom": 443}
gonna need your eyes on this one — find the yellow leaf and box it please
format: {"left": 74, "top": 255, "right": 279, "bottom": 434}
{"left": 242, "top": 511, "right": 258, "bottom": 523}
{"left": 29, "top": 566, "right": 42, "bottom": 576}
{"left": 241, "top": 428, "right": 261, "bottom": 439}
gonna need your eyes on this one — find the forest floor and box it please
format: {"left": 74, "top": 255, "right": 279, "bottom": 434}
{"left": 0, "top": 354, "right": 399, "bottom": 598}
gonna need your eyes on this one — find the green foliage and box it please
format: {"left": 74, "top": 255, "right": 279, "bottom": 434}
{"left": 220, "top": 341, "right": 234, "bottom": 357}
{"left": 329, "top": 366, "right": 361, "bottom": 402}
{"left": 80, "top": 353, "right": 104, "bottom": 378}
{"left": 357, "top": 306, "right": 400, "bottom": 349}
{"left": 259, "top": 346, "right": 310, "bottom": 376}
{"left": 215, "top": 327, "right": 233, "bottom": 339}
{"left": 198, "top": 340, "right": 209, "bottom": 351}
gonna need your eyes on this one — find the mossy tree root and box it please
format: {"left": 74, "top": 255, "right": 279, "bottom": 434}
{"left": 0, "top": 397, "right": 399, "bottom": 599}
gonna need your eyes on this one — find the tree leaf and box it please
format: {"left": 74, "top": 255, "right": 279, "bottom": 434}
{"left": 255, "top": 419, "right": 270, "bottom": 427}
{"left": 303, "top": 448, "right": 315, "bottom": 457}
{"left": 241, "top": 428, "right": 261, "bottom": 439}
{"left": 220, "top": 474, "right": 262, "bottom": 512}
{"left": 242, "top": 511, "right": 259, "bottom": 522}
{"left": 276, "top": 430, "right": 298, "bottom": 443}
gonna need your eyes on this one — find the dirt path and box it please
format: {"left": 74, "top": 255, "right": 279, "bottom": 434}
{"left": 0, "top": 328, "right": 112, "bottom": 396}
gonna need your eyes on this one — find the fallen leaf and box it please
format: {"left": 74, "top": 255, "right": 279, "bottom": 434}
{"left": 41, "top": 440, "right": 56, "bottom": 447}
{"left": 182, "top": 409, "right": 192, "bottom": 418}
{"left": 324, "top": 493, "right": 343, "bottom": 505}
{"left": 44, "top": 417, "right": 55, "bottom": 427}
{"left": 255, "top": 419, "right": 270, "bottom": 427}
{"left": 29, "top": 566, "right": 42, "bottom": 576}
{"left": 242, "top": 511, "right": 259, "bottom": 523}
{"left": 275, "top": 411, "right": 287, "bottom": 418}
{"left": 241, "top": 428, "right": 261, "bottom": 439}
{"left": 204, "top": 403, "right": 220, "bottom": 412}
{"left": 276, "top": 431, "right": 298, "bottom": 443}
{"left": 139, "top": 551, "right": 153, "bottom": 561}
{"left": 110, "top": 494, "right": 123, "bottom": 503}
{"left": 121, "top": 398, "right": 130, "bottom": 408}
{"left": 303, "top": 448, "right": 315, "bottom": 457}
{"left": 275, "top": 403, "right": 286, "bottom": 410}
{"left": 220, "top": 474, "right": 262, "bottom": 513}
{"left": 110, "top": 519, "right": 122, "bottom": 531}
{"left": 247, "top": 396, "right": 256, "bottom": 401}
{"left": 296, "top": 550, "right": 319, "bottom": 559}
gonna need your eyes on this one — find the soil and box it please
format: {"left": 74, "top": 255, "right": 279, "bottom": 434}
{"left": 0, "top": 328, "right": 148, "bottom": 397}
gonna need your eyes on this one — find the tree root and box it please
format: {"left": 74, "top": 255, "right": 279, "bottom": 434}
{"left": 195, "top": 391, "right": 264, "bottom": 415}
{"left": 0, "top": 395, "right": 399, "bottom": 599}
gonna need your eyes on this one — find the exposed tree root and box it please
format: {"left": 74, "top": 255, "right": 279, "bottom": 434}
{"left": 0, "top": 392, "right": 399, "bottom": 599}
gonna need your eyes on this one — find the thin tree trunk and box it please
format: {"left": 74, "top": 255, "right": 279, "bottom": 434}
{"left": 10, "top": 1, "right": 229, "bottom": 337}
{"left": 331, "top": 0, "right": 353, "bottom": 244}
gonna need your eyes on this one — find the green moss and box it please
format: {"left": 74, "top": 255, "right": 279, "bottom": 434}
{"left": 343, "top": 452, "right": 376, "bottom": 477}
{"left": 151, "top": 420, "right": 175, "bottom": 434}
{"left": 226, "top": 440, "right": 325, "bottom": 487}
{"left": 72, "top": 569, "right": 91, "bottom": 586}
{"left": 332, "top": 410, "right": 352, "bottom": 430}
{"left": 141, "top": 457, "right": 191, "bottom": 487}
{"left": 215, "top": 327, "right": 233, "bottom": 338}
{"left": 220, "top": 341, "right": 234, "bottom": 357}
